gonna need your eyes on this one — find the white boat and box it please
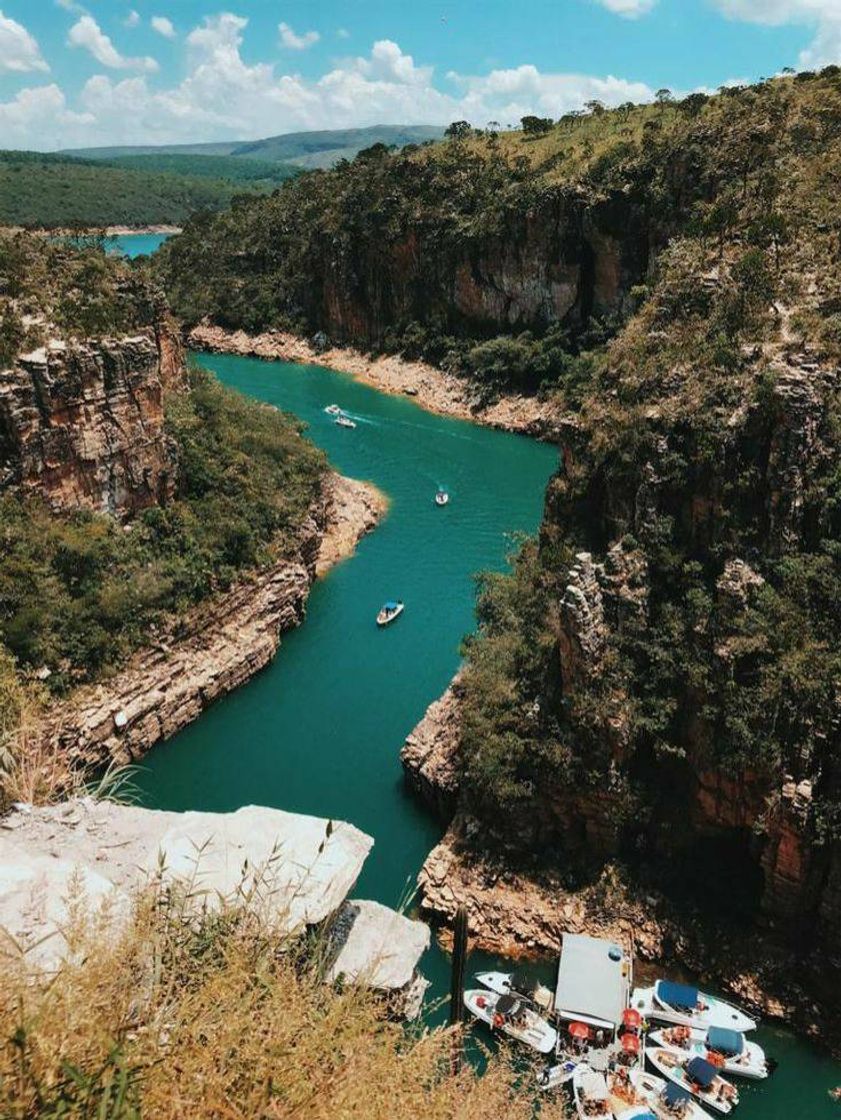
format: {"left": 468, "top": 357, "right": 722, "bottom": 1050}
{"left": 650, "top": 1024, "right": 768, "bottom": 1080}
{"left": 435, "top": 490, "right": 449, "bottom": 506}
{"left": 536, "top": 1057, "right": 578, "bottom": 1092}
{"left": 631, "top": 980, "right": 756, "bottom": 1033}
{"left": 324, "top": 404, "right": 342, "bottom": 415}
{"left": 616, "top": 1069, "right": 707, "bottom": 1120}
{"left": 573, "top": 1066, "right": 615, "bottom": 1119}
{"left": 463, "top": 989, "right": 557, "bottom": 1054}
{"left": 335, "top": 414, "right": 356, "bottom": 429}
{"left": 376, "top": 600, "right": 404, "bottom": 627}
{"left": 646, "top": 1048, "right": 739, "bottom": 1115}
{"left": 475, "top": 970, "right": 553, "bottom": 1007}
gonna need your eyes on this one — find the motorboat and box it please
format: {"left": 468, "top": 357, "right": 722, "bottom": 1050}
{"left": 475, "top": 970, "right": 554, "bottom": 1010}
{"left": 573, "top": 1065, "right": 615, "bottom": 1119}
{"left": 463, "top": 989, "right": 557, "bottom": 1054}
{"left": 650, "top": 1024, "right": 768, "bottom": 1080}
{"left": 646, "top": 1048, "right": 739, "bottom": 1115}
{"left": 376, "top": 600, "right": 404, "bottom": 627}
{"left": 616, "top": 1069, "right": 707, "bottom": 1120}
{"left": 335, "top": 414, "right": 357, "bottom": 429}
{"left": 324, "top": 404, "right": 342, "bottom": 415}
{"left": 435, "top": 489, "right": 449, "bottom": 506}
{"left": 631, "top": 980, "right": 756, "bottom": 1033}
{"left": 536, "top": 1057, "right": 578, "bottom": 1092}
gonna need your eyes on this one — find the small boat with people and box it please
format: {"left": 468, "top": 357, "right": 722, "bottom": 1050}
{"left": 536, "top": 1057, "right": 578, "bottom": 1092}
{"left": 650, "top": 1024, "right": 768, "bottom": 1080}
{"left": 435, "top": 489, "right": 449, "bottom": 506}
{"left": 615, "top": 1070, "right": 707, "bottom": 1120}
{"left": 335, "top": 414, "right": 357, "bottom": 429}
{"left": 631, "top": 980, "right": 756, "bottom": 1033}
{"left": 646, "top": 1049, "right": 739, "bottom": 1115}
{"left": 376, "top": 600, "right": 404, "bottom": 627}
{"left": 463, "top": 989, "right": 557, "bottom": 1054}
{"left": 324, "top": 404, "right": 342, "bottom": 415}
{"left": 573, "top": 1065, "right": 615, "bottom": 1119}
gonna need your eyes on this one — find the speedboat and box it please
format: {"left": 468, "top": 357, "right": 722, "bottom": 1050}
{"left": 536, "top": 1057, "right": 578, "bottom": 1092}
{"left": 463, "top": 989, "right": 556, "bottom": 1054}
{"left": 573, "top": 1066, "right": 615, "bottom": 1119}
{"left": 324, "top": 404, "right": 342, "bottom": 415}
{"left": 335, "top": 414, "right": 356, "bottom": 429}
{"left": 646, "top": 1049, "right": 739, "bottom": 1115}
{"left": 475, "top": 970, "right": 553, "bottom": 1009}
{"left": 435, "top": 489, "right": 449, "bottom": 506}
{"left": 376, "top": 600, "right": 404, "bottom": 627}
{"left": 631, "top": 980, "right": 756, "bottom": 1033}
{"left": 616, "top": 1069, "right": 707, "bottom": 1119}
{"left": 650, "top": 1025, "right": 768, "bottom": 1080}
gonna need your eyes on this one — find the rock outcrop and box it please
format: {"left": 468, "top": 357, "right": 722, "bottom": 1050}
{"left": 400, "top": 680, "right": 463, "bottom": 820}
{"left": 0, "top": 320, "right": 185, "bottom": 517}
{"left": 0, "top": 797, "right": 429, "bottom": 1013}
{"left": 37, "top": 472, "right": 384, "bottom": 774}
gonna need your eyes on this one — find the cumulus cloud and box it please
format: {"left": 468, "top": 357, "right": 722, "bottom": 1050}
{"left": 0, "top": 19, "right": 655, "bottom": 150}
{"left": 68, "top": 15, "right": 158, "bottom": 72}
{"left": 0, "top": 84, "right": 92, "bottom": 147}
{"left": 713, "top": 0, "right": 841, "bottom": 67}
{"left": 151, "top": 16, "right": 176, "bottom": 40}
{"left": 595, "top": 0, "right": 658, "bottom": 16}
{"left": 279, "top": 21, "right": 319, "bottom": 50}
{"left": 123, "top": 10, "right": 140, "bottom": 29}
{"left": 0, "top": 10, "right": 49, "bottom": 72}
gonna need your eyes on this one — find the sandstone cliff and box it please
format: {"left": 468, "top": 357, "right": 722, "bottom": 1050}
{"left": 0, "top": 318, "right": 185, "bottom": 518}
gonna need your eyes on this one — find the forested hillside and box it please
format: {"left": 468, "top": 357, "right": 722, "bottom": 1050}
{"left": 161, "top": 67, "right": 841, "bottom": 957}
{"left": 0, "top": 150, "right": 278, "bottom": 228}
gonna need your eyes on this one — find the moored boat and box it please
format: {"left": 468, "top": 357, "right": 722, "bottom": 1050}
{"left": 536, "top": 1057, "right": 578, "bottom": 1092}
{"left": 463, "top": 989, "right": 557, "bottom": 1054}
{"left": 616, "top": 1069, "right": 707, "bottom": 1120}
{"left": 376, "top": 600, "right": 404, "bottom": 627}
{"left": 650, "top": 1024, "right": 768, "bottom": 1080}
{"left": 631, "top": 980, "right": 756, "bottom": 1033}
{"left": 573, "top": 1065, "right": 615, "bottom": 1119}
{"left": 335, "top": 414, "right": 357, "bottom": 428}
{"left": 646, "top": 1048, "right": 739, "bottom": 1115}
{"left": 475, "top": 969, "right": 553, "bottom": 1010}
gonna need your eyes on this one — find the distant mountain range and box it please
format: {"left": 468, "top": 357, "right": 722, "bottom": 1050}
{"left": 60, "top": 125, "right": 446, "bottom": 171}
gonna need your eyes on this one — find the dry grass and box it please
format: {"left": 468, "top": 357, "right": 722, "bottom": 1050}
{"left": 0, "top": 888, "right": 567, "bottom": 1120}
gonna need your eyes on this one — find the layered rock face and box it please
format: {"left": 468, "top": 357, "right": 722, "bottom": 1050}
{"left": 313, "top": 190, "right": 650, "bottom": 345}
{"left": 0, "top": 318, "right": 184, "bottom": 517}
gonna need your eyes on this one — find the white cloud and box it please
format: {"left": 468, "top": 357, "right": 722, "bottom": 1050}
{"left": 594, "top": 0, "right": 658, "bottom": 17}
{"left": 151, "top": 16, "right": 176, "bottom": 39}
{"left": 56, "top": 0, "right": 85, "bottom": 12}
{"left": 123, "top": 10, "right": 140, "bottom": 29}
{"left": 0, "top": 10, "right": 49, "bottom": 72}
{"left": 713, "top": 0, "right": 841, "bottom": 67}
{"left": 68, "top": 15, "right": 158, "bottom": 72}
{"left": 279, "top": 21, "right": 319, "bottom": 50}
{"left": 0, "top": 20, "right": 655, "bottom": 150}
{"left": 337, "top": 28, "right": 350, "bottom": 39}
{"left": 0, "top": 84, "right": 93, "bottom": 148}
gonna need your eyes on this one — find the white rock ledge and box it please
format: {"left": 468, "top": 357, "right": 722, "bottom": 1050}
{"left": 0, "top": 799, "right": 429, "bottom": 1013}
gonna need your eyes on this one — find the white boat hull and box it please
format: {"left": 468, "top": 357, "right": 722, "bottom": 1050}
{"left": 650, "top": 1027, "right": 768, "bottom": 1080}
{"left": 463, "top": 989, "right": 556, "bottom": 1054}
{"left": 476, "top": 970, "right": 516, "bottom": 996}
{"left": 631, "top": 984, "right": 756, "bottom": 1033}
{"left": 616, "top": 1069, "right": 707, "bottom": 1120}
{"left": 536, "top": 1058, "right": 578, "bottom": 1091}
{"left": 573, "top": 1066, "right": 615, "bottom": 1120}
{"left": 646, "top": 1047, "right": 738, "bottom": 1115}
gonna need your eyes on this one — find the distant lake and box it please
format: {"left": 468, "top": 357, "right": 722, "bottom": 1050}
{"left": 106, "top": 231, "right": 173, "bottom": 257}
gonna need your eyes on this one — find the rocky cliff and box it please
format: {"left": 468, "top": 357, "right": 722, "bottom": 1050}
{"left": 0, "top": 318, "right": 185, "bottom": 518}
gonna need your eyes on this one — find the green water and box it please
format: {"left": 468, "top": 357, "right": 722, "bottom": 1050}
{"left": 134, "top": 351, "right": 840, "bottom": 1116}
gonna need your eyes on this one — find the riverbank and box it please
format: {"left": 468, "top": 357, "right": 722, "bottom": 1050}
{"left": 22, "top": 472, "right": 384, "bottom": 792}
{"left": 188, "top": 323, "right": 564, "bottom": 439}
{"left": 402, "top": 680, "right": 841, "bottom": 1053}
{"left": 4, "top": 224, "right": 183, "bottom": 237}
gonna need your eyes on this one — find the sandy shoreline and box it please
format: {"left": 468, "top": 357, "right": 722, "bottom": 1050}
{"left": 5, "top": 224, "right": 182, "bottom": 237}
{"left": 188, "top": 323, "right": 565, "bottom": 441}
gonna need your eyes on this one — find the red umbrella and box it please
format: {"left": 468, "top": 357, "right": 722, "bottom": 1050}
{"left": 622, "top": 1033, "right": 641, "bottom": 1054}
{"left": 623, "top": 1008, "right": 642, "bottom": 1028}
{"left": 568, "top": 1021, "right": 590, "bottom": 1040}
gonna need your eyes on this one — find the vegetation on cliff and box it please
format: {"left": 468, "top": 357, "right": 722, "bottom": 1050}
{"left": 0, "top": 887, "right": 538, "bottom": 1120}
{"left": 0, "top": 149, "right": 284, "bottom": 229}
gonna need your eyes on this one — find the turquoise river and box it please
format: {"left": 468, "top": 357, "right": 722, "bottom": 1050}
{"left": 110, "top": 234, "right": 840, "bottom": 1116}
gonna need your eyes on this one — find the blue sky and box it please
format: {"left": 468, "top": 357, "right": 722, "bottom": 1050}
{"left": 0, "top": 1, "right": 834, "bottom": 150}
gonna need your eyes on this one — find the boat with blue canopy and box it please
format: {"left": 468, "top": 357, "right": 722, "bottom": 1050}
{"left": 650, "top": 1023, "right": 768, "bottom": 1079}
{"left": 376, "top": 600, "right": 404, "bottom": 627}
{"left": 647, "top": 1048, "right": 739, "bottom": 1115}
{"left": 615, "top": 1070, "right": 707, "bottom": 1120}
{"left": 630, "top": 979, "right": 756, "bottom": 1033}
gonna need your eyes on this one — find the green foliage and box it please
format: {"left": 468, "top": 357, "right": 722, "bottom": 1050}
{"left": 0, "top": 366, "right": 325, "bottom": 691}
{"left": 105, "top": 152, "right": 300, "bottom": 185}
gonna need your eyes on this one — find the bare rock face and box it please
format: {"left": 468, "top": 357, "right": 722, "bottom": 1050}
{"left": 0, "top": 323, "right": 182, "bottom": 518}
{"left": 558, "top": 552, "right": 607, "bottom": 693}
{"left": 400, "top": 679, "right": 463, "bottom": 819}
